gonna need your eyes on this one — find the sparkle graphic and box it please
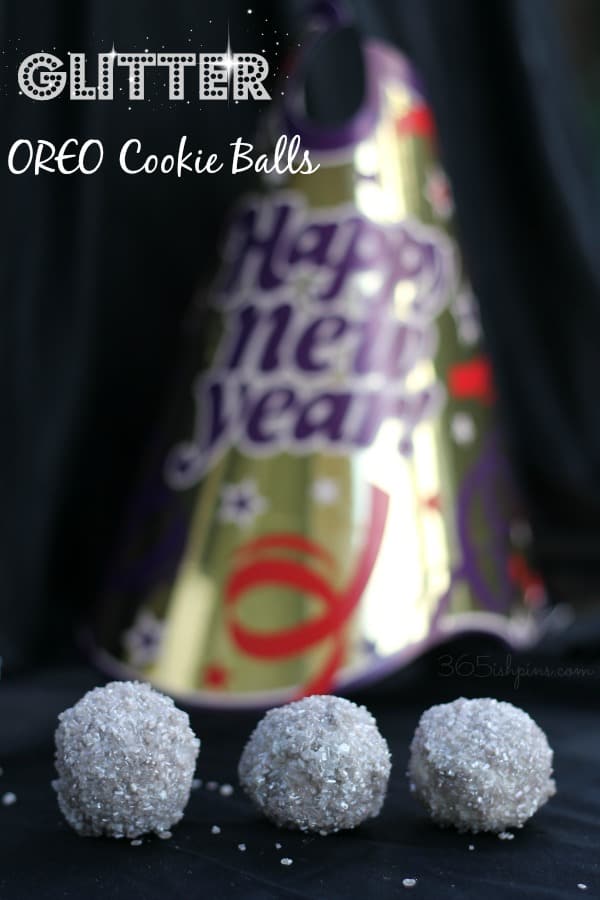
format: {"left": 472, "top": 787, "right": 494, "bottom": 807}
{"left": 224, "top": 27, "right": 237, "bottom": 75}
{"left": 2, "top": 14, "right": 280, "bottom": 109}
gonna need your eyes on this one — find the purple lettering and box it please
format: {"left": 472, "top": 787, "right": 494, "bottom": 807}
{"left": 294, "top": 392, "right": 352, "bottom": 441}
{"left": 222, "top": 201, "right": 291, "bottom": 293}
{"left": 295, "top": 315, "right": 347, "bottom": 372}
{"left": 260, "top": 304, "right": 293, "bottom": 372}
{"left": 288, "top": 222, "right": 337, "bottom": 269}
{"left": 201, "top": 380, "right": 230, "bottom": 448}
{"left": 246, "top": 387, "right": 295, "bottom": 443}
{"left": 224, "top": 305, "right": 260, "bottom": 369}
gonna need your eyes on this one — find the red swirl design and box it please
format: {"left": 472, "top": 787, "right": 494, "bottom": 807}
{"left": 224, "top": 484, "right": 389, "bottom": 696}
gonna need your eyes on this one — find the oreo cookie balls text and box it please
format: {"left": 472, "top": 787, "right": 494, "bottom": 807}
{"left": 7, "top": 135, "right": 319, "bottom": 177}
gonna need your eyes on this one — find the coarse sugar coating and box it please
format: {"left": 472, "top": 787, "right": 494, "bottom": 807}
{"left": 408, "top": 697, "right": 556, "bottom": 833}
{"left": 53, "top": 680, "right": 200, "bottom": 839}
{"left": 238, "top": 694, "right": 391, "bottom": 834}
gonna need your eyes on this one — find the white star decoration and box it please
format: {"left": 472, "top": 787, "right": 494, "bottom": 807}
{"left": 451, "top": 411, "right": 476, "bottom": 445}
{"left": 218, "top": 479, "right": 268, "bottom": 527}
{"left": 122, "top": 609, "right": 165, "bottom": 668}
{"left": 453, "top": 288, "right": 482, "bottom": 347}
{"left": 311, "top": 477, "right": 340, "bottom": 506}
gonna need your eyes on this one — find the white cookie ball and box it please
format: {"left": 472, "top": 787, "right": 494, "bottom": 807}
{"left": 53, "top": 681, "right": 200, "bottom": 839}
{"left": 408, "top": 697, "right": 556, "bottom": 833}
{"left": 238, "top": 694, "right": 391, "bottom": 835}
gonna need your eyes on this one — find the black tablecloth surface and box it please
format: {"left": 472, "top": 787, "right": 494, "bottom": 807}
{"left": 1, "top": 641, "right": 599, "bottom": 900}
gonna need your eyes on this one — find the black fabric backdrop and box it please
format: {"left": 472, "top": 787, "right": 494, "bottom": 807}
{"left": 2, "top": 1, "right": 600, "bottom": 898}
{"left": 1, "top": 644, "right": 599, "bottom": 900}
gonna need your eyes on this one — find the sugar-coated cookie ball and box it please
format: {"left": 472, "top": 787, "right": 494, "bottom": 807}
{"left": 238, "top": 694, "right": 391, "bottom": 835}
{"left": 53, "top": 681, "right": 200, "bottom": 839}
{"left": 408, "top": 697, "right": 556, "bottom": 833}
